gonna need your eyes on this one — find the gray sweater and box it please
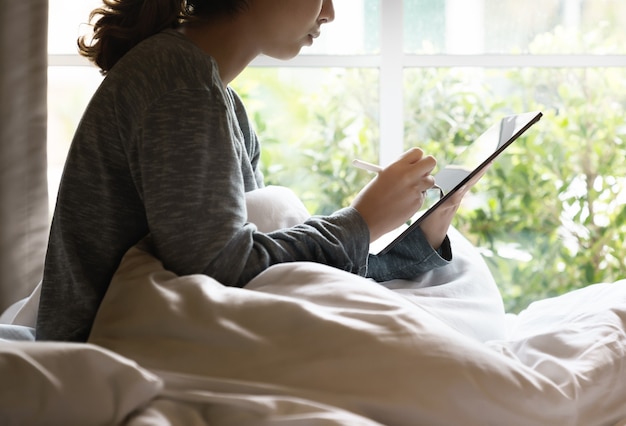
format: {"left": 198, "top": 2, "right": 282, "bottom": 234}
{"left": 36, "top": 29, "right": 449, "bottom": 342}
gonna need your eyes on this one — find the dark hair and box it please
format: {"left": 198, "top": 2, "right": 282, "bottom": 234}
{"left": 78, "top": 0, "right": 249, "bottom": 74}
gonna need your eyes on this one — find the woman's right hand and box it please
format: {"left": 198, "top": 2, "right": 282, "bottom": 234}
{"left": 351, "top": 148, "right": 437, "bottom": 242}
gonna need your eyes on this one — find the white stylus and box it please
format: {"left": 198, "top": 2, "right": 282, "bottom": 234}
{"left": 352, "top": 159, "right": 383, "bottom": 173}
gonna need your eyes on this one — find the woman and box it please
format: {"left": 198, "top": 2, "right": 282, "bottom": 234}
{"left": 36, "top": 0, "right": 476, "bottom": 342}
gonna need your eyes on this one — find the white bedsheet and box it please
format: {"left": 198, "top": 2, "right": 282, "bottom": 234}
{"left": 2, "top": 186, "right": 625, "bottom": 425}
{"left": 86, "top": 244, "right": 626, "bottom": 426}
{"left": 0, "top": 341, "right": 161, "bottom": 426}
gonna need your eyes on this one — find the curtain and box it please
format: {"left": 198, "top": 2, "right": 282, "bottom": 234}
{"left": 0, "top": 1, "right": 49, "bottom": 311}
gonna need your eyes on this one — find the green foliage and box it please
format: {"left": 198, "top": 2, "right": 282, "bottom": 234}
{"left": 234, "top": 68, "right": 379, "bottom": 215}
{"left": 233, "top": 28, "right": 626, "bottom": 313}
{"left": 462, "top": 28, "right": 626, "bottom": 312}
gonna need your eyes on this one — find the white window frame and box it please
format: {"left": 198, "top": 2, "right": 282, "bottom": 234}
{"left": 48, "top": 0, "right": 626, "bottom": 167}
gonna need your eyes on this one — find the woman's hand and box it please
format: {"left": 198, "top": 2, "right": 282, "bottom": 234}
{"left": 351, "top": 148, "right": 437, "bottom": 242}
{"left": 419, "top": 164, "right": 491, "bottom": 250}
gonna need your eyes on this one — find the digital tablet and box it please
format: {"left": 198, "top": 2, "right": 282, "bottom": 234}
{"left": 370, "top": 110, "right": 543, "bottom": 255}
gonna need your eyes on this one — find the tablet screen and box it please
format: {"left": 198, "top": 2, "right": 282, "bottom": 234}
{"left": 370, "top": 110, "right": 543, "bottom": 255}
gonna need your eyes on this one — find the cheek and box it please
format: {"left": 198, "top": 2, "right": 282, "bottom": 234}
{"left": 254, "top": 1, "right": 321, "bottom": 51}
{"left": 265, "top": 18, "right": 308, "bottom": 45}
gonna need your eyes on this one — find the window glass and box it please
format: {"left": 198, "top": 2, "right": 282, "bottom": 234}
{"left": 47, "top": 67, "right": 103, "bottom": 212}
{"left": 404, "top": 0, "right": 626, "bottom": 54}
{"left": 303, "top": 0, "right": 380, "bottom": 55}
{"left": 403, "top": 66, "right": 626, "bottom": 311}
{"left": 48, "top": 0, "right": 101, "bottom": 54}
{"left": 48, "top": 1, "right": 103, "bottom": 212}
{"left": 404, "top": 0, "right": 446, "bottom": 53}
{"left": 232, "top": 67, "right": 380, "bottom": 214}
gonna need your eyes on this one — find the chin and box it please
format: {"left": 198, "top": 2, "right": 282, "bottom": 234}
{"left": 263, "top": 38, "right": 312, "bottom": 60}
{"left": 266, "top": 48, "right": 303, "bottom": 61}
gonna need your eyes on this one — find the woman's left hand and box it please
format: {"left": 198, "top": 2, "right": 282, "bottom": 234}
{"left": 419, "top": 164, "right": 491, "bottom": 250}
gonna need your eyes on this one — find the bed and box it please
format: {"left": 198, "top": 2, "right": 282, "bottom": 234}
{"left": 1, "top": 186, "right": 625, "bottom": 426}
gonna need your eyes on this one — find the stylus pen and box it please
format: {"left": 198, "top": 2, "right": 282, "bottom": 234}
{"left": 352, "top": 159, "right": 383, "bottom": 173}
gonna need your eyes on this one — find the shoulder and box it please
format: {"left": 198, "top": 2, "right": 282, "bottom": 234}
{"left": 227, "top": 87, "right": 249, "bottom": 118}
{"left": 108, "top": 29, "right": 220, "bottom": 93}
{"left": 90, "top": 29, "right": 225, "bottom": 123}
{"left": 226, "top": 86, "right": 259, "bottom": 149}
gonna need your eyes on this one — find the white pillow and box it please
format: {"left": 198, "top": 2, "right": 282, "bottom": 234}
{"left": 245, "top": 185, "right": 311, "bottom": 232}
{"left": 0, "top": 342, "right": 162, "bottom": 426}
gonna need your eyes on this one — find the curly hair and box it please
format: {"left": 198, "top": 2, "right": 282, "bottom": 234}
{"left": 78, "top": 0, "right": 249, "bottom": 74}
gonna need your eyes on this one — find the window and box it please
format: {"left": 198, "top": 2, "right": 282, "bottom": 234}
{"left": 48, "top": 0, "right": 626, "bottom": 312}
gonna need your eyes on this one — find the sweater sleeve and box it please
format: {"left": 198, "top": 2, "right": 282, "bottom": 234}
{"left": 366, "top": 227, "right": 452, "bottom": 282}
{"left": 132, "top": 87, "right": 370, "bottom": 287}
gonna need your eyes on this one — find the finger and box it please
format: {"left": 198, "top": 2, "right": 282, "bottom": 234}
{"left": 437, "top": 162, "right": 494, "bottom": 212}
{"left": 459, "top": 164, "right": 490, "bottom": 193}
{"left": 469, "top": 164, "right": 490, "bottom": 183}
{"left": 422, "top": 174, "right": 436, "bottom": 190}
{"left": 400, "top": 147, "right": 425, "bottom": 163}
{"left": 412, "top": 175, "right": 437, "bottom": 199}
{"left": 408, "top": 159, "right": 437, "bottom": 193}
{"left": 415, "top": 155, "right": 437, "bottom": 176}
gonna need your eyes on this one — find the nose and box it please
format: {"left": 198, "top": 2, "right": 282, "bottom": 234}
{"left": 319, "top": 0, "right": 335, "bottom": 24}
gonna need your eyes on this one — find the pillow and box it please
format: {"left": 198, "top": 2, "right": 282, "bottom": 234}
{"left": 0, "top": 341, "right": 162, "bottom": 426}
{"left": 245, "top": 185, "right": 311, "bottom": 232}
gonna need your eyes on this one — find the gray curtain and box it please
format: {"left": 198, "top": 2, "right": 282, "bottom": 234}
{"left": 0, "top": 1, "right": 49, "bottom": 311}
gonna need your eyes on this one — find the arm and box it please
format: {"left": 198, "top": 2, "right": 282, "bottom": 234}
{"left": 418, "top": 164, "right": 490, "bottom": 249}
{"left": 352, "top": 151, "right": 489, "bottom": 282}
{"left": 135, "top": 87, "right": 371, "bottom": 286}
{"left": 366, "top": 227, "right": 451, "bottom": 282}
